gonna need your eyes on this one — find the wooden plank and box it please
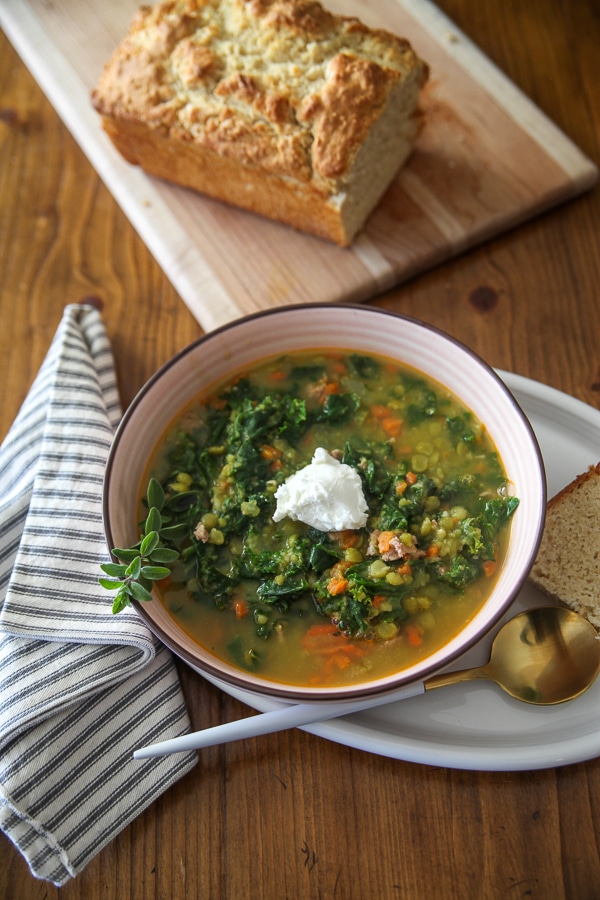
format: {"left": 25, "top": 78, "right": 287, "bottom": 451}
{"left": 1, "top": 0, "right": 597, "bottom": 332}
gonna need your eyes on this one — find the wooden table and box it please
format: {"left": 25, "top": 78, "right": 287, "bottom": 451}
{"left": 1, "top": 1, "right": 599, "bottom": 897}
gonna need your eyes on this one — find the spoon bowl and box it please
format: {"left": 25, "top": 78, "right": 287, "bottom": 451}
{"left": 133, "top": 607, "right": 600, "bottom": 758}
{"left": 425, "top": 606, "right": 600, "bottom": 704}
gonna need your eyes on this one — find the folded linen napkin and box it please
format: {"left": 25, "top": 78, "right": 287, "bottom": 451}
{"left": 0, "top": 304, "right": 197, "bottom": 886}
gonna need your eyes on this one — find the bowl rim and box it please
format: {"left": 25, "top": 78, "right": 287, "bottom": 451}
{"left": 103, "top": 303, "right": 547, "bottom": 701}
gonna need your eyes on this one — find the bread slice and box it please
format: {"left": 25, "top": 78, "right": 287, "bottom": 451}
{"left": 529, "top": 463, "right": 600, "bottom": 627}
{"left": 91, "top": 0, "right": 429, "bottom": 246}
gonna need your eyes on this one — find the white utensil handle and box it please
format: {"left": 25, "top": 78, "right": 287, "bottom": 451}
{"left": 133, "top": 681, "right": 425, "bottom": 758}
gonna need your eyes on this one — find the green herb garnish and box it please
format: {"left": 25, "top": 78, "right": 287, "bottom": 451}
{"left": 100, "top": 478, "right": 182, "bottom": 614}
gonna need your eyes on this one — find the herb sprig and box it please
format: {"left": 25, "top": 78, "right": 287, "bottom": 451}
{"left": 100, "top": 478, "right": 184, "bottom": 614}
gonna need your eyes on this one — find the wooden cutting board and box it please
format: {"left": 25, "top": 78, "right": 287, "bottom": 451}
{"left": 2, "top": 0, "right": 597, "bottom": 332}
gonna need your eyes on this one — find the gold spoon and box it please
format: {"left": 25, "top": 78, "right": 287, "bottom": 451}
{"left": 425, "top": 606, "right": 600, "bottom": 704}
{"left": 134, "top": 606, "right": 600, "bottom": 758}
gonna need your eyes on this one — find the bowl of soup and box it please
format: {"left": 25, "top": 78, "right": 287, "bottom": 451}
{"left": 103, "top": 305, "right": 546, "bottom": 702}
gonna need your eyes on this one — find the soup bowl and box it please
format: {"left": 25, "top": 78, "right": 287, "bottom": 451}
{"left": 103, "top": 304, "right": 546, "bottom": 703}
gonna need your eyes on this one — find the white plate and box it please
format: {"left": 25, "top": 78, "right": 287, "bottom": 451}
{"left": 204, "top": 372, "right": 600, "bottom": 771}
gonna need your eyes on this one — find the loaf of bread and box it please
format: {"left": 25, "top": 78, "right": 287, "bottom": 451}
{"left": 91, "top": 0, "right": 428, "bottom": 246}
{"left": 529, "top": 463, "right": 600, "bottom": 628}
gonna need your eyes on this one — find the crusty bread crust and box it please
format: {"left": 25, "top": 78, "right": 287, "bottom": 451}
{"left": 529, "top": 463, "right": 600, "bottom": 628}
{"left": 91, "top": 0, "right": 428, "bottom": 245}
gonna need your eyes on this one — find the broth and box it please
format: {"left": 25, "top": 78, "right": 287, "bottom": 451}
{"left": 143, "top": 350, "right": 518, "bottom": 687}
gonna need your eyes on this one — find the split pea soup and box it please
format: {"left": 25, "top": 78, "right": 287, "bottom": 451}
{"left": 143, "top": 349, "right": 519, "bottom": 688}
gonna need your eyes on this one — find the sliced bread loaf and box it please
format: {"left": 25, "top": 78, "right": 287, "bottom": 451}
{"left": 529, "top": 463, "right": 600, "bottom": 627}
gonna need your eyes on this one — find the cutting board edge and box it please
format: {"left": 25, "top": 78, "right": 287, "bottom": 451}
{"left": 398, "top": 0, "right": 599, "bottom": 184}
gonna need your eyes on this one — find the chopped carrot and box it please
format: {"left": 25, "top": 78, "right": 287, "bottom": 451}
{"left": 270, "top": 459, "right": 282, "bottom": 471}
{"left": 371, "top": 404, "right": 391, "bottom": 419}
{"left": 405, "top": 624, "right": 423, "bottom": 646}
{"left": 234, "top": 599, "right": 248, "bottom": 618}
{"left": 269, "top": 369, "right": 288, "bottom": 381}
{"left": 302, "top": 625, "right": 366, "bottom": 684}
{"left": 325, "top": 653, "right": 352, "bottom": 672}
{"left": 338, "top": 644, "right": 364, "bottom": 659}
{"left": 302, "top": 633, "right": 364, "bottom": 659}
{"left": 305, "top": 623, "right": 340, "bottom": 637}
{"left": 382, "top": 417, "right": 402, "bottom": 437}
{"left": 332, "top": 529, "right": 358, "bottom": 549}
{"left": 405, "top": 471, "right": 417, "bottom": 485}
{"left": 333, "top": 654, "right": 352, "bottom": 671}
{"left": 327, "top": 574, "right": 349, "bottom": 596}
{"left": 306, "top": 641, "right": 364, "bottom": 662}
{"left": 302, "top": 630, "right": 346, "bottom": 656}
{"left": 372, "top": 594, "right": 387, "bottom": 607}
{"left": 260, "top": 444, "right": 282, "bottom": 461}
{"left": 482, "top": 559, "right": 497, "bottom": 577}
{"left": 309, "top": 380, "right": 340, "bottom": 403}
{"left": 312, "top": 652, "right": 354, "bottom": 682}
{"left": 332, "top": 361, "right": 347, "bottom": 375}
{"left": 377, "top": 531, "right": 396, "bottom": 554}
{"left": 396, "top": 480, "right": 408, "bottom": 496}
{"left": 426, "top": 545, "right": 439, "bottom": 558}
{"left": 396, "top": 563, "right": 412, "bottom": 576}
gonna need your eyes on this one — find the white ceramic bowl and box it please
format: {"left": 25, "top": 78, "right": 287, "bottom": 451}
{"left": 103, "top": 305, "right": 546, "bottom": 702}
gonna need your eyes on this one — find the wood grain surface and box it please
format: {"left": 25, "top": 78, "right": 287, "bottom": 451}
{"left": 0, "top": 0, "right": 596, "bottom": 330}
{"left": 1, "top": 0, "right": 600, "bottom": 898}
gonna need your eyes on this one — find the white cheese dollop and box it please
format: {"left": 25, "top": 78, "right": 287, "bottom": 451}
{"left": 272, "top": 447, "right": 369, "bottom": 532}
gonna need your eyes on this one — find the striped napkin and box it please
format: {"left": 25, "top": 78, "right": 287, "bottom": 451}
{"left": 0, "top": 304, "right": 197, "bottom": 887}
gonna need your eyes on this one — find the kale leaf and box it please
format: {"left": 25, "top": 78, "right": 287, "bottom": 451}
{"left": 316, "top": 392, "right": 360, "bottom": 424}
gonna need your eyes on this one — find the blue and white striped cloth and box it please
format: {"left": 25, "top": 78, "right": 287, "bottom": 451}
{"left": 0, "top": 304, "right": 197, "bottom": 886}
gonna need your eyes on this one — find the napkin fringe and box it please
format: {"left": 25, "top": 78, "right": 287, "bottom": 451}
{"left": 0, "top": 783, "right": 77, "bottom": 884}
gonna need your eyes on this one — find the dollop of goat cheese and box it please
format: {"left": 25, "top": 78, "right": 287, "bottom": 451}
{"left": 272, "top": 447, "right": 368, "bottom": 532}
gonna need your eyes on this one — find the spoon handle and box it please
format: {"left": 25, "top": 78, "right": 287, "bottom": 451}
{"left": 133, "top": 681, "right": 425, "bottom": 758}
{"left": 424, "top": 666, "right": 490, "bottom": 692}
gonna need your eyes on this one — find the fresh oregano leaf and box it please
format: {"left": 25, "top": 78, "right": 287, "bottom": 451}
{"left": 126, "top": 557, "right": 142, "bottom": 579}
{"left": 140, "top": 531, "right": 160, "bottom": 556}
{"left": 99, "top": 577, "right": 126, "bottom": 590}
{"left": 100, "top": 563, "right": 128, "bottom": 578}
{"left": 141, "top": 565, "right": 171, "bottom": 581}
{"left": 149, "top": 548, "right": 180, "bottom": 564}
{"left": 130, "top": 581, "right": 153, "bottom": 603}
{"left": 145, "top": 506, "right": 162, "bottom": 534}
{"left": 112, "top": 592, "right": 131, "bottom": 614}
{"left": 147, "top": 477, "right": 165, "bottom": 512}
{"left": 112, "top": 548, "right": 141, "bottom": 563}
